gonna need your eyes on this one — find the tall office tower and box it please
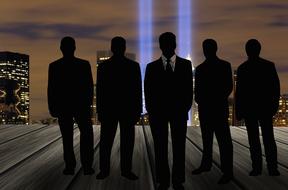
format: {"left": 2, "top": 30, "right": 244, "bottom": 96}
{"left": 0, "top": 52, "right": 29, "bottom": 124}
{"left": 92, "top": 50, "right": 137, "bottom": 125}
{"left": 273, "top": 94, "right": 288, "bottom": 127}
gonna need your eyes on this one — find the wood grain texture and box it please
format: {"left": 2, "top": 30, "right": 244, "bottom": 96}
{"left": 0, "top": 125, "right": 287, "bottom": 190}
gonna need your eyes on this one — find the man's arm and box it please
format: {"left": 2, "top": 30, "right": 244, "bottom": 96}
{"left": 271, "top": 63, "right": 280, "bottom": 116}
{"left": 235, "top": 67, "right": 243, "bottom": 120}
{"left": 225, "top": 62, "right": 233, "bottom": 98}
{"left": 144, "top": 64, "right": 152, "bottom": 113}
{"left": 96, "top": 63, "right": 104, "bottom": 121}
{"left": 47, "top": 64, "right": 57, "bottom": 117}
{"left": 86, "top": 62, "right": 94, "bottom": 106}
{"left": 185, "top": 60, "right": 193, "bottom": 112}
{"left": 135, "top": 62, "right": 143, "bottom": 116}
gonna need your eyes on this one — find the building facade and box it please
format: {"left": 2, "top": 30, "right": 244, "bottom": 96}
{"left": 0, "top": 52, "right": 29, "bottom": 124}
{"left": 273, "top": 94, "right": 288, "bottom": 127}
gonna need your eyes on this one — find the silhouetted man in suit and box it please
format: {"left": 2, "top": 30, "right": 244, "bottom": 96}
{"left": 144, "top": 32, "right": 193, "bottom": 190}
{"left": 96, "top": 36, "right": 142, "bottom": 180}
{"left": 48, "top": 36, "right": 94, "bottom": 175}
{"left": 236, "top": 39, "right": 280, "bottom": 176}
{"left": 192, "top": 39, "right": 233, "bottom": 184}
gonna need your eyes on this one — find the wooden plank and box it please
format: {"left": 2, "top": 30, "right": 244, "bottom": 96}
{"left": 0, "top": 125, "right": 14, "bottom": 130}
{"left": 237, "top": 126, "right": 288, "bottom": 145}
{"left": 184, "top": 128, "right": 242, "bottom": 190}
{"left": 0, "top": 125, "right": 61, "bottom": 174}
{"left": 68, "top": 125, "right": 155, "bottom": 190}
{"left": 0, "top": 124, "right": 47, "bottom": 145}
{"left": 273, "top": 130, "right": 288, "bottom": 145}
{"left": 142, "top": 125, "right": 241, "bottom": 190}
{"left": 231, "top": 127, "right": 288, "bottom": 169}
{"left": 0, "top": 125, "right": 100, "bottom": 190}
{"left": 274, "top": 127, "right": 288, "bottom": 133}
{"left": 187, "top": 127, "right": 288, "bottom": 190}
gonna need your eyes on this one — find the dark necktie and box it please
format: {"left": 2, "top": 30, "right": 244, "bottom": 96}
{"left": 166, "top": 59, "right": 173, "bottom": 74}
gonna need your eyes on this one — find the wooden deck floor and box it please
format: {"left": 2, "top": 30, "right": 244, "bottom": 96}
{"left": 0, "top": 124, "right": 287, "bottom": 190}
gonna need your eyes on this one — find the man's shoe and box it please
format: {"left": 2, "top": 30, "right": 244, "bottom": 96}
{"left": 63, "top": 168, "right": 75, "bottom": 175}
{"left": 121, "top": 171, "right": 139, "bottom": 180}
{"left": 83, "top": 168, "right": 95, "bottom": 175}
{"left": 157, "top": 184, "right": 169, "bottom": 190}
{"left": 249, "top": 169, "right": 262, "bottom": 176}
{"left": 192, "top": 167, "right": 211, "bottom": 175}
{"left": 268, "top": 169, "right": 280, "bottom": 176}
{"left": 96, "top": 171, "right": 109, "bottom": 179}
{"left": 173, "top": 183, "right": 185, "bottom": 190}
{"left": 217, "top": 174, "right": 233, "bottom": 184}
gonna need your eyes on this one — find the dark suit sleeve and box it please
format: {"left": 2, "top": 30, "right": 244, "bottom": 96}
{"left": 271, "top": 63, "right": 280, "bottom": 116}
{"left": 96, "top": 63, "right": 103, "bottom": 120}
{"left": 235, "top": 67, "right": 243, "bottom": 120}
{"left": 225, "top": 63, "right": 233, "bottom": 98}
{"left": 185, "top": 61, "right": 193, "bottom": 112}
{"left": 135, "top": 62, "right": 143, "bottom": 116}
{"left": 47, "top": 64, "right": 57, "bottom": 117}
{"left": 144, "top": 64, "right": 152, "bottom": 113}
{"left": 86, "top": 62, "right": 94, "bottom": 106}
{"left": 194, "top": 67, "right": 200, "bottom": 105}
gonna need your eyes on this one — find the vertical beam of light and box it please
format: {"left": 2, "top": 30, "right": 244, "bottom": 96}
{"left": 178, "top": 0, "right": 192, "bottom": 59}
{"left": 178, "top": 0, "right": 194, "bottom": 126}
{"left": 139, "top": 0, "right": 153, "bottom": 113}
{"left": 139, "top": 0, "right": 153, "bottom": 77}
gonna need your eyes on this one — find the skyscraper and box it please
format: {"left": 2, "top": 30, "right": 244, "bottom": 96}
{"left": 0, "top": 52, "right": 29, "bottom": 124}
{"left": 273, "top": 94, "right": 288, "bottom": 127}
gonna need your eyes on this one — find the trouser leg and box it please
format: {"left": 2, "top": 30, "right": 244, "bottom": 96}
{"left": 245, "top": 118, "right": 262, "bottom": 171}
{"left": 170, "top": 118, "right": 187, "bottom": 184}
{"left": 259, "top": 117, "right": 278, "bottom": 170}
{"left": 214, "top": 119, "right": 233, "bottom": 175}
{"left": 150, "top": 118, "right": 170, "bottom": 185}
{"left": 99, "top": 119, "right": 118, "bottom": 173}
{"left": 58, "top": 117, "right": 76, "bottom": 169}
{"left": 75, "top": 115, "right": 94, "bottom": 169}
{"left": 119, "top": 119, "right": 135, "bottom": 173}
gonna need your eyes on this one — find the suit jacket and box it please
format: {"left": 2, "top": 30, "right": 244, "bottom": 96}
{"left": 144, "top": 56, "right": 193, "bottom": 120}
{"left": 96, "top": 55, "right": 142, "bottom": 122}
{"left": 195, "top": 57, "right": 233, "bottom": 117}
{"left": 48, "top": 57, "right": 93, "bottom": 117}
{"left": 236, "top": 57, "right": 280, "bottom": 119}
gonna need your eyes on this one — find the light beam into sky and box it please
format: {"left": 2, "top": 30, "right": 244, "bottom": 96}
{"left": 178, "top": 0, "right": 192, "bottom": 59}
{"left": 178, "top": 0, "right": 194, "bottom": 126}
{"left": 139, "top": 0, "right": 153, "bottom": 77}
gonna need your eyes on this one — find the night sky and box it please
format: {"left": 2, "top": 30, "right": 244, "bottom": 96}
{"left": 0, "top": 0, "right": 287, "bottom": 120}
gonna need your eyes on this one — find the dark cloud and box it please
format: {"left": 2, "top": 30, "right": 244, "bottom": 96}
{"left": 269, "top": 16, "right": 288, "bottom": 27}
{"left": 0, "top": 22, "right": 111, "bottom": 40}
{"left": 276, "top": 66, "right": 288, "bottom": 73}
{"left": 255, "top": 3, "right": 288, "bottom": 10}
{"left": 223, "top": 2, "right": 288, "bottom": 12}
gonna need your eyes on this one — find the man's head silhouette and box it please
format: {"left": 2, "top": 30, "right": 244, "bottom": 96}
{"left": 60, "top": 36, "right": 76, "bottom": 58}
{"left": 202, "top": 39, "right": 217, "bottom": 59}
{"left": 111, "top": 36, "right": 126, "bottom": 56}
{"left": 246, "top": 39, "right": 261, "bottom": 59}
{"left": 159, "top": 32, "right": 176, "bottom": 59}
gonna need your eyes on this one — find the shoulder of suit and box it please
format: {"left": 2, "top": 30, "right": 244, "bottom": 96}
{"left": 124, "top": 57, "right": 140, "bottom": 66}
{"left": 49, "top": 58, "right": 62, "bottom": 68}
{"left": 74, "top": 57, "right": 89, "bottom": 64}
{"left": 259, "top": 57, "right": 274, "bottom": 66}
{"left": 147, "top": 59, "right": 161, "bottom": 67}
{"left": 176, "top": 56, "right": 191, "bottom": 64}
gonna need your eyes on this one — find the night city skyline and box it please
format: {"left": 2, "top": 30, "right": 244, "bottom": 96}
{"left": 0, "top": 0, "right": 288, "bottom": 120}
